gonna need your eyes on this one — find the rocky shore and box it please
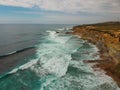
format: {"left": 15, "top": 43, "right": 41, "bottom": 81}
{"left": 70, "top": 22, "right": 120, "bottom": 86}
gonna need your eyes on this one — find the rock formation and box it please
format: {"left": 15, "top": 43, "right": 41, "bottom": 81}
{"left": 71, "top": 21, "right": 120, "bottom": 86}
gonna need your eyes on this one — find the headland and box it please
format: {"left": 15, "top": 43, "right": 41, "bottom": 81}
{"left": 70, "top": 21, "right": 120, "bottom": 86}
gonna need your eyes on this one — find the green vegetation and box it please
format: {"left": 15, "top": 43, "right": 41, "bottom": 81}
{"left": 78, "top": 21, "right": 120, "bottom": 31}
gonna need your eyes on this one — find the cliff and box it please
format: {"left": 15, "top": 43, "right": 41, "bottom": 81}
{"left": 71, "top": 21, "right": 120, "bottom": 86}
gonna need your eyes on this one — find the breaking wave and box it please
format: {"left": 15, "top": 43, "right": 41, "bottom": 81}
{"left": 0, "top": 47, "right": 34, "bottom": 59}
{"left": 0, "top": 29, "right": 119, "bottom": 90}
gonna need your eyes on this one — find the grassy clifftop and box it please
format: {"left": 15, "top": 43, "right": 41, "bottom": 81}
{"left": 76, "top": 21, "right": 120, "bottom": 30}
{"left": 72, "top": 21, "right": 120, "bottom": 86}
{"left": 73, "top": 22, "right": 120, "bottom": 48}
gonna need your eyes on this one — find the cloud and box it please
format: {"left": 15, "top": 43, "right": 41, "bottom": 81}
{"left": 0, "top": 0, "right": 120, "bottom": 13}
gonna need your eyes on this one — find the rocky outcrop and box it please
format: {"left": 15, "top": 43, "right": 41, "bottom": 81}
{"left": 71, "top": 22, "right": 120, "bottom": 86}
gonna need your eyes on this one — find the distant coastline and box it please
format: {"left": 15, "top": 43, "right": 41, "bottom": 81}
{"left": 70, "top": 21, "right": 120, "bottom": 86}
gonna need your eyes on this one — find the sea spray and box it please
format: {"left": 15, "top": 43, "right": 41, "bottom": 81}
{"left": 0, "top": 28, "right": 119, "bottom": 90}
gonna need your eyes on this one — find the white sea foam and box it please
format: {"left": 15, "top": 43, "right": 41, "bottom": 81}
{"left": 39, "top": 75, "right": 58, "bottom": 90}
{"left": 7, "top": 51, "right": 17, "bottom": 55}
{"left": 8, "top": 59, "right": 38, "bottom": 74}
{"left": 66, "top": 27, "right": 72, "bottom": 30}
{"left": 57, "top": 27, "right": 72, "bottom": 31}
{"left": 6, "top": 29, "right": 120, "bottom": 90}
{"left": 46, "top": 30, "right": 72, "bottom": 44}
{"left": 31, "top": 30, "right": 81, "bottom": 77}
{"left": 46, "top": 30, "right": 58, "bottom": 39}
{"left": 36, "top": 30, "right": 120, "bottom": 90}
{"left": 57, "top": 28, "right": 65, "bottom": 31}
{"left": 40, "top": 54, "right": 71, "bottom": 77}
{"left": 41, "top": 58, "right": 120, "bottom": 90}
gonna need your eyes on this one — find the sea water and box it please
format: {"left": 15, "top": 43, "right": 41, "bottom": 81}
{"left": 0, "top": 24, "right": 119, "bottom": 90}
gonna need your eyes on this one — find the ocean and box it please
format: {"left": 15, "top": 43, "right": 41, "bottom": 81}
{"left": 0, "top": 24, "right": 119, "bottom": 90}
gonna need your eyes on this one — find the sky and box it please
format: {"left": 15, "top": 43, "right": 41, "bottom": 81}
{"left": 0, "top": 0, "right": 120, "bottom": 24}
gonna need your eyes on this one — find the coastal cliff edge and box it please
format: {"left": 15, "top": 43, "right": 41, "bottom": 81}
{"left": 70, "top": 21, "right": 120, "bottom": 86}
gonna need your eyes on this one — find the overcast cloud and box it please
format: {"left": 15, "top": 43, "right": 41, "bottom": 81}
{"left": 0, "top": 0, "right": 120, "bottom": 13}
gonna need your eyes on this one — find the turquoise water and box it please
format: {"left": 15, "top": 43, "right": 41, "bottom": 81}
{"left": 0, "top": 25, "right": 119, "bottom": 90}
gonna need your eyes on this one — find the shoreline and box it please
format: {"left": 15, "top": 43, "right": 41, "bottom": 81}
{"left": 72, "top": 32, "right": 120, "bottom": 86}
{"left": 69, "top": 22, "right": 120, "bottom": 87}
{"left": 85, "top": 40, "right": 120, "bottom": 87}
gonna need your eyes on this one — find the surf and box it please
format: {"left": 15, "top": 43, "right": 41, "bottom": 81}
{"left": 0, "top": 47, "right": 35, "bottom": 59}
{"left": 0, "top": 27, "right": 119, "bottom": 90}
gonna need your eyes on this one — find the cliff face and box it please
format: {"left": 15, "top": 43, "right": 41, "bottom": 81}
{"left": 71, "top": 22, "right": 120, "bottom": 86}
